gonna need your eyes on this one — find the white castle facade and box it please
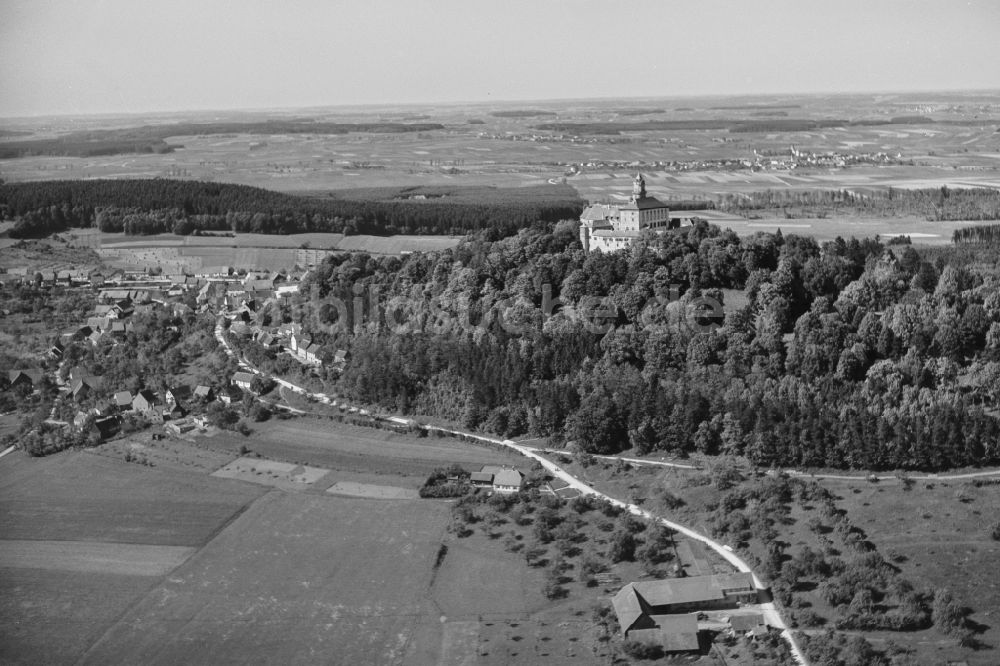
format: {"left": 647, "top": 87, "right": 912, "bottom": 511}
{"left": 579, "top": 173, "right": 674, "bottom": 252}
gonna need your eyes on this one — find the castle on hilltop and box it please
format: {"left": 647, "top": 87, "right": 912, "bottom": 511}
{"left": 579, "top": 173, "right": 674, "bottom": 252}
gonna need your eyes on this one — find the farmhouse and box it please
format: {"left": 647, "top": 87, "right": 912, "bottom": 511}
{"left": 612, "top": 573, "right": 758, "bottom": 637}
{"left": 579, "top": 173, "right": 676, "bottom": 253}
{"left": 470, "top": 470, "right": 495, "bottom": 488}
{"left": 470, "top": 465, "right": 524, "bottom": 493}
{"left": 232, "top": 372, "right": 255, "bottom": 391}
{"left": 625, "top": 612, "right": 701, "bottom": 653}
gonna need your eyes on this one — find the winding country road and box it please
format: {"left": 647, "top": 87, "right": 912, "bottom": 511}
{"left": 214, "top": 320, "right": 809, "bottom": 664}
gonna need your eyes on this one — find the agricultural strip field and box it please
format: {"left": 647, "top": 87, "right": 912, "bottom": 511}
{"left": 75, "top": 491, "right": 451, "bottom": 665}
{"left": 720, "top": 213, "right": 989, "bottom": 244}
{"left": 62, "top": 229, "right": 464, "bottom": 272}
{"left": 0, "top": 452, "right": 263, "bottom": 545}
{"left": 197, "top": 418, "right": 523, "bottom": 481}
{"left": 72, "top": 490, "right": 609, "bottom": 666}
{"left": 0, "top": 541, "right": 196, "bottom": 576}
{"left": 0, "top": 451, "right": 266, "bottom": 665}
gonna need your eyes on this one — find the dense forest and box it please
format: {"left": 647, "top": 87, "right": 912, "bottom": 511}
{"left": 0, "top": 180, "right": 584, "bottom": 238}
{"left": 0, "top": 121, "right": 445, "bottom": 159}
{"left": 718, "top": 187, "right": 1000, "bottom": 221}
{"left": 256, "top": 220, "right": 1000, "bottom": 472}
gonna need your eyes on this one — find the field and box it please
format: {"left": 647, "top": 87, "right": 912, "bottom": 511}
{"left": 75, "top": 491, "right": 454, "bottom": 665}
{"left": 196, "top": 417, "right": 523, "bottom": 481}
{"left": 818, "top": 476, "right": 1000, "bottom": 665}
{"left": 0, "top": 451, "right": 266, "bottom": 664}
{"left": 59, "top": 228, "right": 464, "bottom": 272}
{"left": 0, "top": 417, "right": 628, "bottom": 665}
{"left": 719, "top": 211, "right": 988, "bottom": 244}
{"left": 4, "top": 92, "right": 999, "bottom": 211}
{"left": 4, "top": 94, "right": 1000, "bottom": 255}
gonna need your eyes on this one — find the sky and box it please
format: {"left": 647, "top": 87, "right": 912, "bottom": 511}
{"left": 1, "top": 0, "right": 999, "bottom": 117}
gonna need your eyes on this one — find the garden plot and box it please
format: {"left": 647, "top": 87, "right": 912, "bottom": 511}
{"left": 210, "top": 456, "right": 331, "bottom": 490}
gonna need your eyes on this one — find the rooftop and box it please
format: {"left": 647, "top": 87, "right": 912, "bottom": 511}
{"left": 628, "top": 613, "right": 700, "bottom": 652}
{"left": 631, "top": 572, "right": 756, "bottom": 608}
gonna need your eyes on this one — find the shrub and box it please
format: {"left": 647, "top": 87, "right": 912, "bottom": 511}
{"left": 621, "top": 640, "right": 663, "bottom": 660}
{"left": 608, "top": 530, "right": 636, "bottom": 563}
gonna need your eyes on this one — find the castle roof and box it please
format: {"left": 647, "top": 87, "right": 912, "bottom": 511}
{"left": 580, "top": 204, "right": 619, "bottom": 221}
{"left": 619, "top": 195, "right": 669, "bottom": 211}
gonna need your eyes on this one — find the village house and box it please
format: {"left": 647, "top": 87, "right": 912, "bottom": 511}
{"left": 109, "top": 321, "right": 130, "bottom": 338}
{"left": 165, "top": 386, "right": 191, "bottom": 408}
{"left": 231, "top": 372, "right": 255, "bottom": 392}
{"left": 173, "top": 303, "right": 194, "bottom": 318}
{"left": 728, "top": 612, "right": 768, "bottom": 639}
{"left": 162, "top": 402, "right": 186, "bottom": 421}
{"left": 92, "top": 400, "right": 115, "bottom": 417}
{"left": 94, "top": 416, "right": 120, "bottom": 439}
{"left": 193, "top": 385, "right": 214, "bottom": 402}
{"left": 132, "top": 389, "right": 160, "bottom": 416}
{"left": 66, "top": 324, "right": 93, "bottom": 342}
{"left": 69, "top": 375, "right": 103, "bottom": 401}
{"left": 8, "top": 369, "right": 44, "bottom": 390}
{"left": 218, "top": 386, "right": 241, "bottom": 405}
{"left": 255, "top": 331, "right": 279, "bottom": 350}
{"left": 113, "top": 390, "right": 134, "bottom": 411}
{"left": 300, "top": 342, "right": 322, "bottom": 365}
{"left": 87, "top": 316, "right": 110, "bottom": 332}
{"left": 470, "top": 465, "right": 524, "bottom": 493}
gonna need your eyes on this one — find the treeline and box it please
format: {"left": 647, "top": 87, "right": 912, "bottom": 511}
{"left": 0, "top": 121, "right": 445, "bottom": 159}
{"left": 491, "top": 110, "right": 557, "bottom": 118}
{"left": 276, "top": 220, "right": 1000, "bottom": 472}
{"left": 718, "top": 187, "right": 1000, "bottom": 221}
{"left": 0, "top": 138, "right": 175, "bottom": 159}
{"left": 531, "top": 117, "right": 943, "bottom": 136}
{"left": 0, "top": 179, "right": 584, "bottom": 238}
{"left": 954, "top": 223, "right": 1000, "bottom": 244}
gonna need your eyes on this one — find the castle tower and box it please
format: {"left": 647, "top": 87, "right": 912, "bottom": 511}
{"left": 631, "top": 173, "right": 646, "bottom": 202}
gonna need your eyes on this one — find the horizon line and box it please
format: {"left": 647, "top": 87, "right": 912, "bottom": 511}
{"left": 4, "top": 86, "right": 1000, "bottom": 123}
